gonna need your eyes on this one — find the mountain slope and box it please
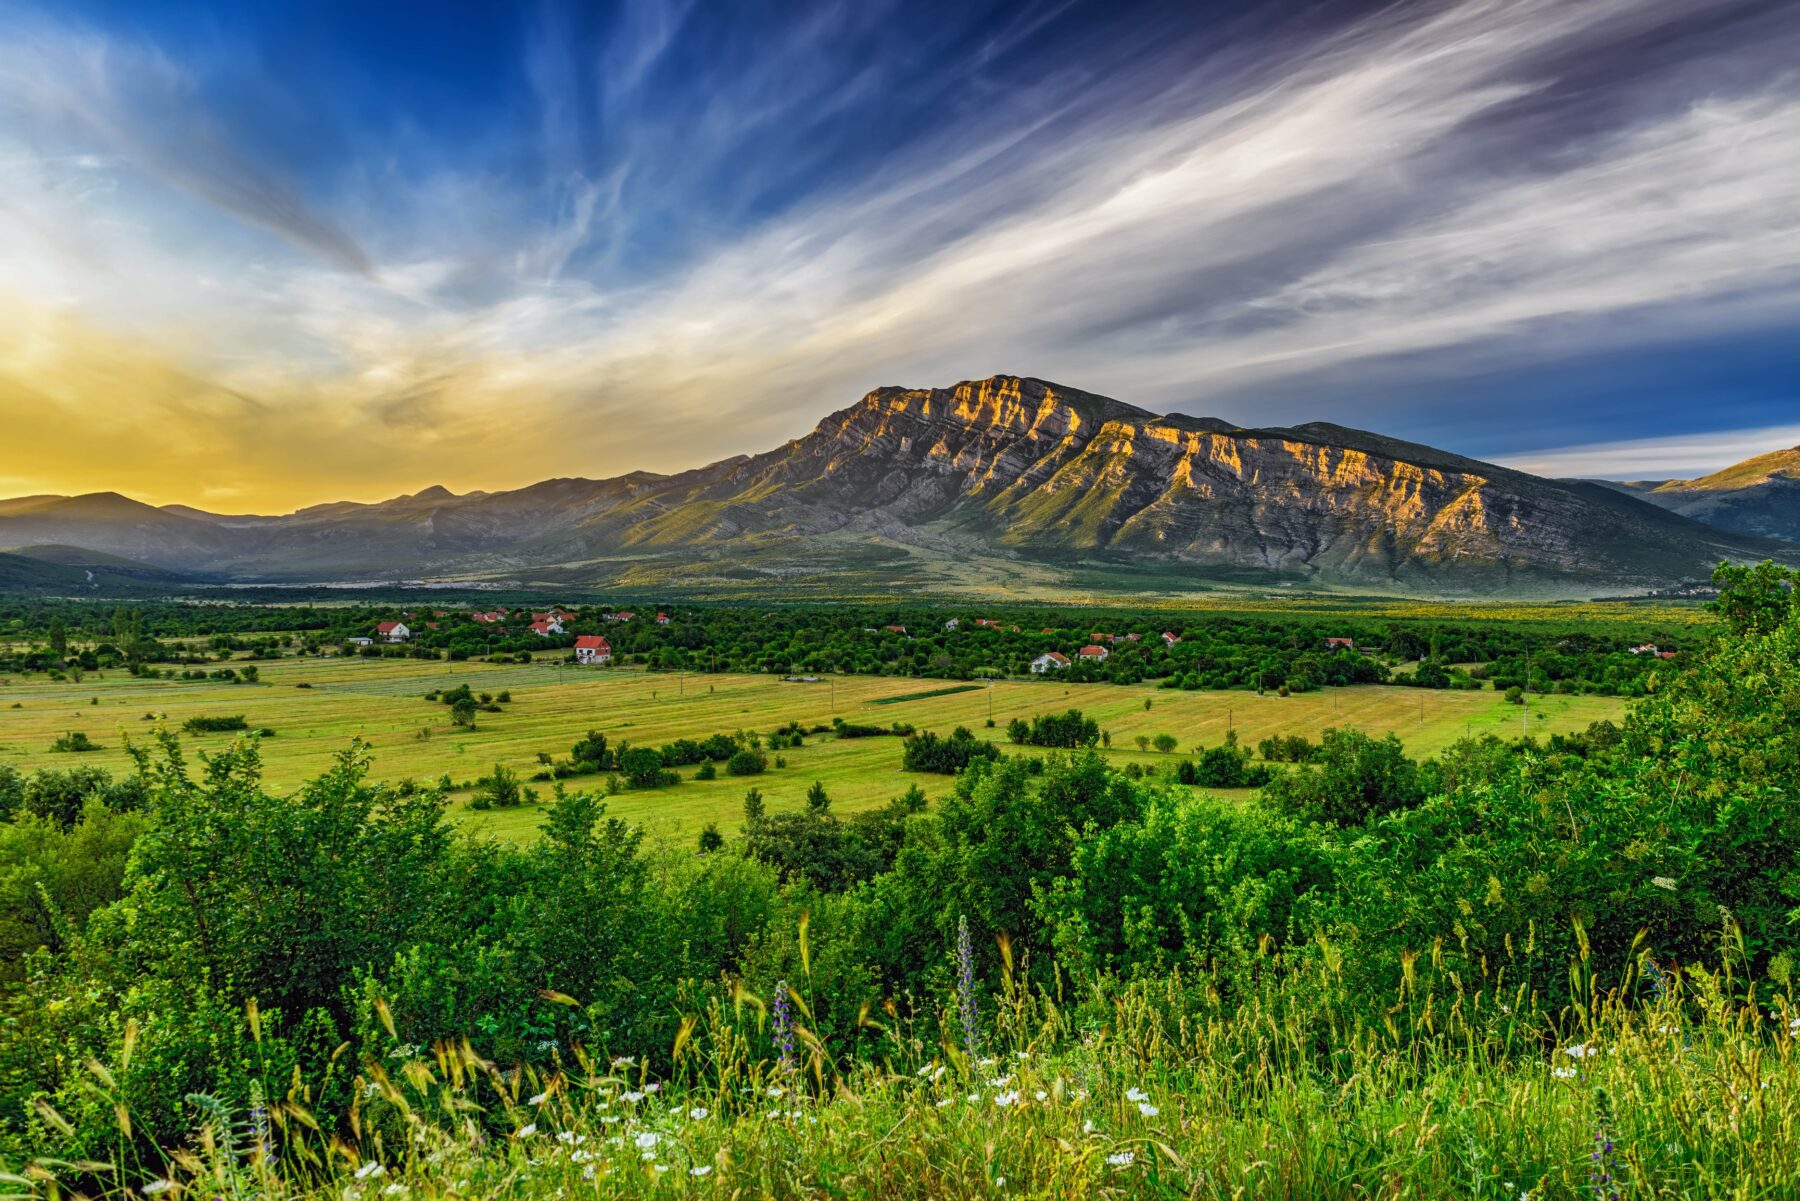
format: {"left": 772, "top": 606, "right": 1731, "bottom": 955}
{"left": 1612, "top": 447, "right": 1800, "bottom": 543}
{"left": 0, "top": 376, "right": 1786, "bottom": 594}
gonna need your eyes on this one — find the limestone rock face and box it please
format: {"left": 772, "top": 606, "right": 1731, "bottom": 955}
{"left": 0, "top": 375, "right": 1782, "bottom": 590}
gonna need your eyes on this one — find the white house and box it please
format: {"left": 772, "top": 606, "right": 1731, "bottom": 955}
{"left": 574, "top": 635, "right": 612, "bottom": 664}
{"left": 1030, "top": 651, "right": 1071, "bottom": 673}
{"left": 376, "top": 621, "right": 410, "bottom": 643}
{"left": 530, "top": 618, "right": 563, "bottom": 637}
{"left": 1078, "top": 644, "right": 1109, "bottom": 662}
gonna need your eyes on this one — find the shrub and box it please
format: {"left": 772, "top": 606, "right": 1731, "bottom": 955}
{"left": 726, "top": 749, "right": 768, "bottom": 777}
{"left": 470, "top": 763, "right": 533, "bottom": 810}
{"left": 49, "top": 731, "right": 99, "bottom": 753}
{"left": 1262, "top": 728, "right": 1423, "bottom": 827}
{"left": 182, "top": 715, "right": 249, "bottom": 734}
{"left": 902, "top": 727, "right": 1001, "bottom": 774}
{"left": 1006, "top": 709, "right": 1101, "bottom": 748}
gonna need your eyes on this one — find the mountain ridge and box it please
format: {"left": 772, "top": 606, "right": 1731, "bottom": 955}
{"left": 1601, "top": 446, "right": 1800, "bottom": 544}
{"left": 0, "top": 375, "right": 1789, "bottom": 596}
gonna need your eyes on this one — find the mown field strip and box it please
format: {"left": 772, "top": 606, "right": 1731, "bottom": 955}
{"left": 0, "top": 655, "right": 1623, "bottom": 842}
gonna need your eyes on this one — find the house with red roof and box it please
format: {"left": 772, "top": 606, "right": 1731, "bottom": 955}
{"left": 1078, "top": 644, "right": 1109, "bottom": 662}
{"left": 1162, "top": 631, "right": 1180, "bottom": 647}
{"left": 1030, "top": 651, "right": 1070, "bottom": 673}
{"left": 376, "top": 621, "right": 410, "bottom": 643}
{"left": 574, "top": 635, "right": 612, "bottom": 664}
{"left": 1324, "top": 637, "right": 1356, "bottom": 651}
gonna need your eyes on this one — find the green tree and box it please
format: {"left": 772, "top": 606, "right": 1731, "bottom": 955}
{"left": 806, "top": 780, "right": 831, "bottom": 814}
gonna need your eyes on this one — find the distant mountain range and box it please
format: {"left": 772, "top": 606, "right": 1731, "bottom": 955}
{"left": 0, "top": 376, "right": 1792, "bottom": 597}
{"left": 1593, "top": 447, "right": 1800, "bottom": 544}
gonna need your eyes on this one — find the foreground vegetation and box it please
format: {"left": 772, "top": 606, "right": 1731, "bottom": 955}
{"left": 1, "top": 564, "right": 1795, "bottom": 1197}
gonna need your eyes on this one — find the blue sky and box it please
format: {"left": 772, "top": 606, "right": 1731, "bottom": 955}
{"left": 0, "top": 0, "right": 1796, "bottom": 507}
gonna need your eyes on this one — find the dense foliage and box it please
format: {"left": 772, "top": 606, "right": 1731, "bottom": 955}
{"left": 1, "top": 596, "right": 1696, "bottom": 697}
{"left": 0, "top": 565, "right": 1792, "bottom": 1197}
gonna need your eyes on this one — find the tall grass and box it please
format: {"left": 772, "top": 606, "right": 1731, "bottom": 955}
{"left": 19, "top": 923, "right": 1800, "bottom": 1200}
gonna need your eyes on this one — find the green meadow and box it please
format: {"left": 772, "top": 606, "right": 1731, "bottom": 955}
{"left": 0, "top": 653, "right": 1622, "bottom": 841}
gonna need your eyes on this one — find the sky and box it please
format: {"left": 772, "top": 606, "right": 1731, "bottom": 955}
{"left": 0, "top": 0, "right": 1796, "bottom": 511}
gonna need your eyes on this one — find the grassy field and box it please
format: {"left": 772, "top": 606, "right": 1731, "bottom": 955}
{"left": 0, "top": 655, "right": 1624, "bottom": 842}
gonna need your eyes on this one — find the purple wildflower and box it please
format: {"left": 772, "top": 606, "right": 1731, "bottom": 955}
{"left": 956, "top": 915, "right": 980, "bottom": 1059}
{"left": 771, "top": 979, "right": 795, "bottom": 1071}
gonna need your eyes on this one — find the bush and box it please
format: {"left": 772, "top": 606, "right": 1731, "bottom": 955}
{"left": 902, "top": 727, "right": 1001, "bottom": 774}
{"left": 1261, "top": 728, "right": 1423, "bottom": 827}
{"left": 1006, "top": 709, "right": 1101, "bottom": 748}
{"left": 470, "top": 763, "right": 533, "bottom": 810}
{"left": 49, "top": 731, "right": 99, "bottom": 753}
{"left": 182, "top": 715, "right": 248, "bottom": 734}
{"left": 725, "top": 749, "right": 768, "bottom": 777}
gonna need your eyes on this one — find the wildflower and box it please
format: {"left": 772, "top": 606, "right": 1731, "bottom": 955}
{"left": 691, "top": 1166, "right": 713, "bottom": 1177}
{"left": 516, "top": 1123, "right": 538, "bottom": 1137}
{"left": 140, "top": 1183, "right": 173, "bottom": 1197}
{"left": 635, "top": 1132, "right": 659, "bottom": 1150}
{"left": 1650, "top": 876, "right": 1676, "bottom": 891}
{"left": 623, "top": 1090, "right": 645, "bottom": 1103}
{"left": 689, "top": 1107, "right": 710, "bottom": 1120}
{"left": 989, "top": 1075, "right": 1012, "bottom": 1088}
{"left": 612, "top": 1056, "right": 637, "bottom": 1068}
{"left": 1015, "top": 1050, "right": 1030, "bottom": 1060}
{"left": 935, "top": 1098, "right": 954, "bottom": 1108}
{"left": 1564, "top": 1043, "right": 1594, "bottom": 1059}
{"left": 1125, "top": 1087, "right": 1148, "bottom": 1102}
{"left": 528, "top": 1091, "right": 548, "bottom": 1106}
{"left": 1552, "top": 1067, "right": 1579, "bottom": 1079}
{"left": 1138, "top": 1102, "right": 1159, "bottom": 1117}
{"left": 1106, "top": 1151, "right": 1135, "bottom": 1167}
{"left": 995, "top": 1176, "right": 1007, "bottom": 1187}
{"left": 1035, "top": 1090, "right": 1048, "bottom": 1102}
{"left": 772, "top": 979, "right": 796, "bottom": 1071}
{"left": 994, "top": 1091, "right": 1019, "bottom": 1107}
{"left": 383, "top": 1186, "right": 408, "bottom": 1196}
{"left": 1082, "top": 1119, "right": 1095, "bottom": 1133}
{"left": 653, "top": 1164, "right": 669, "bottom": 1172}
{"left": 957, "top": 915, "right": 981, "bottom": 1058}
{"left": 355, "top": 1163, "right": 386, "bottom": 1180}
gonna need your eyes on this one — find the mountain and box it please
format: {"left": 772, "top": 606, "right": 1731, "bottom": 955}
{"left": 0, "top": 544, "right": 193, "bottom": 593}
{"left": 1603, "top": 447, "right": 1800, "bottom": 544}
{"left": 0, "top": 376, "right": 1788, "bottom": 596}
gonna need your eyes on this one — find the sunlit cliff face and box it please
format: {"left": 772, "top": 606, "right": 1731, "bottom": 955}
{"left": 1, "top": 0, "right": 1798, "bottom": 510}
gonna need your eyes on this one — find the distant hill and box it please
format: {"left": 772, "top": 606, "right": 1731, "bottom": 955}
{"left": 0, "top": 544, "right": 193, "bottom": 593}
{"left": 0, "top": 376, "right": 1789, "bottom": 597}
{"left": 1602, "top": 447, "right": 1800, "bottom": 543}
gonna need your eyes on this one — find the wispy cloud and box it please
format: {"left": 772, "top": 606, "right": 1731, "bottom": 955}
{"left": 0, "top": 0, "right": 1795, "bottom": 508}
{"left": 1496, "top": 424, "right": 1800, "bottom": 482}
